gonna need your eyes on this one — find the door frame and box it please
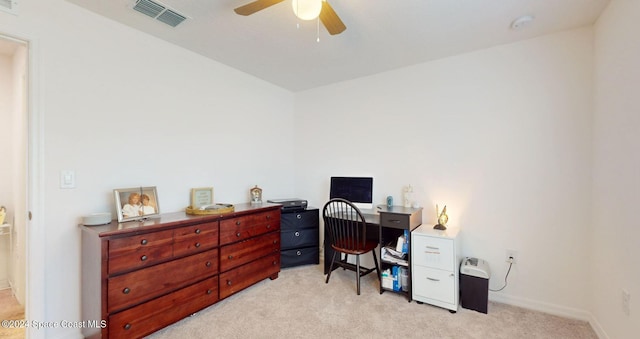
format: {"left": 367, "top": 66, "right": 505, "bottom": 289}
{"left": 1, "top": 30, "right": 45, "bottom": 339}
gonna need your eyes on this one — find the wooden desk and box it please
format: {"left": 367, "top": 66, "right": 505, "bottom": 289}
{"left": 322, "top": 206, "right": 423, "bottom": 302}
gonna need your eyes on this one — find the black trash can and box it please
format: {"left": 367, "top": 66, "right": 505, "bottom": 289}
{"left": 460, "top": 257, "right": 491, "bottom": 314}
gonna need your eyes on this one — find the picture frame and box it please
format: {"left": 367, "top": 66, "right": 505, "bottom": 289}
{"left": 191, "top": 187, "right": 214, "bottom": 209}
{"left": 114, "top": 186, "right": 160, "bottom": 222}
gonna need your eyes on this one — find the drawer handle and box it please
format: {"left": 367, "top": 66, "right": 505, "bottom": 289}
{"left": 235, "top": 221, "right": 241, "bottom": 226}
{"left": 425, "top": 251, "right": 441, "bottom": 255}
{"left": 140, "top": 255, "right": 147, "bottom": 261}
{"left": 272, "top": 260, "right": 277, "bottom": 265}
{"left": 389, "top": 219, "right": 401, "bottom": 223}
{"left": 296, "top": 214, "right": 302, "bottom": 219}
{"left": 227, "top": 280, "right": 232, "bottom": 286}
{"left": 124, "top": 323, "right": 131, "bottom": 330}
{"left": 236, "top": 232, "right": 241, "bottom": 237}
{"left": 195, "top": 242, "right": 201, "bottom": 248}
{"left": 122, "top": 287, "right": 130, "bottom": 294}
{"left": 294, "top": 231, "right": 300, "bottom": 237}
{"left": 206, "top": 261, "right": 212, "bottom": 267}
{"left": 266, "top": 224, "right": 271, "bottom": 229}
{"left": 140, "top": 239, "right": 148, "bottom": 245}
{"left": 266, "top": 215, "right": 271, "bottom": 219}
{"left": 273, "top": 240, "right": 278, "bottom": 244}
{"left": 207, "top": 289, "right": 213, "bottom": 295}
{"left": 296, "top": 250, "right": 301, "bottom": 256}
{"left": 427, "top": 277, "right": 440, "bottom": 282}
{"left": 426, "top": 246, "right": 439, "bottom": 250}
{"left": 195, "top": 228, "right": 201, "bottom": 234}
{"left": 228, "top": 255, "right": 233, "bottom": 259}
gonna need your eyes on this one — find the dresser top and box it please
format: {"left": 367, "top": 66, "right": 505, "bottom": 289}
{"left": 81, "top": 202, "right": 282, "bottom": 237}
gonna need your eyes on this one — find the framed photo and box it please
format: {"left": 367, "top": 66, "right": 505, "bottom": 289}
{"left": 191, "top": 187, "right": 214, "bottom": 209}
{"left": 114, "top": 186, "right": 160, "bottom": 222}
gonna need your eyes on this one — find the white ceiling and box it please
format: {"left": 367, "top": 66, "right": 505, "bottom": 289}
{"left": 64, "top": 0, "right": 609, "bottom": 92}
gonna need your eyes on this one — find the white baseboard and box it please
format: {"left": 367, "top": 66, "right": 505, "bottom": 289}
{"left": 489, "top": 292, "right": 608, "bottom": 339}
{"left": 0, "top": 278, "right": 9, "bottom": 289}
{"left": 587, "top": 313, "right": 610, "bottom": 339}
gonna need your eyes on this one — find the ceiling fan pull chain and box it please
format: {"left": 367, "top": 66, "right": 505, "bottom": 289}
{"left": 316, "top": 16, "right": 320, "bottom": 42}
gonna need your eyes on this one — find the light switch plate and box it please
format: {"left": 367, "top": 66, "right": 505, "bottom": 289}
{"left": 60, "top": 170, "right": 76, "bottom": 189}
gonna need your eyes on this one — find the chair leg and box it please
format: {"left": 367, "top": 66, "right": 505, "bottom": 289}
{"left": 372, "top": 250, "right": 381, "bottom": 281}
{"left": 326, "top": 251, "right": 338, "bottom": 284}
{"left": 356, "top": 254, "right": 361, "bottom": 295}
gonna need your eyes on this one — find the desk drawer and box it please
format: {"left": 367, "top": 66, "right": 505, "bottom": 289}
{"left": 379, "top": 213, "right": 410, "bottom": 229}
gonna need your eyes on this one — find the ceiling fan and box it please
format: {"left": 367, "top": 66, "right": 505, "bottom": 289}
{"left": 234, "top": 0, "right": 346, "bottom": 35}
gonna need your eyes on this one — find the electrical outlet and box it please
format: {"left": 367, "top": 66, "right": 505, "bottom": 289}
{"left": 505, "top": 250, "right": 518, "bottom": 264}
{"left": 622, "top": 289, "right": 631, "bottom": 316}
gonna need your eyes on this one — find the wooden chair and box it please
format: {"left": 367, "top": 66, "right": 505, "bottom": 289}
{"left": 323, "top": 198, "right": 380, "bottom": 295}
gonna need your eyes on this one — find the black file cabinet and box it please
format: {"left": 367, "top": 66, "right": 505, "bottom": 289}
{"left": 280, "top": 208, "right": 320, "bottom": 268}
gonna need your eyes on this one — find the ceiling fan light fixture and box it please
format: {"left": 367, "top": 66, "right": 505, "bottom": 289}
{"left": 292, "top": 0, "right": 322, "bottom": 21}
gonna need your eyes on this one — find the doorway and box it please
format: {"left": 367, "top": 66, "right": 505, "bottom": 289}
{"left": 0, "top": 33, "right": 27, "bottom": 338}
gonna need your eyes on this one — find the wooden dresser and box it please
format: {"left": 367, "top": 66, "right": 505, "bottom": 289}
{"left": 81, "top": 203, "right": 281, "bottom": 338}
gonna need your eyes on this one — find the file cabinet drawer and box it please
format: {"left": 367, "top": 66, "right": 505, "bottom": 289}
{"left": 412, "top": 266, "right": 455, "bottom": 304}
{"left": 412, "top": 235, "right": 454, "bottom": 271}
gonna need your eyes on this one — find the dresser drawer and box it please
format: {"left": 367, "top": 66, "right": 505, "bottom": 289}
{"left": 219, "top": 232, "right": 280, "bottom": 272}
{"left": 412, "top": 235, "right": 454, "bottom": 271}
{"left": 107, "top": 249, "right": 218, "bottom": 313}
{"left": 108, "top": 277, "right": 218, "bottom": 339}
{"left": 219, "top": 253, "right": 280, "bottom": 299}
{"left": 219, "top": 211, "right": 280, "bottom": 245}
{"left": 108, "top": 245, "right": 173, "bottom": 275}
{"left": 281, "top": 228, "right": 318, "bottom": 250}
{"left": 108, "top": 229, "right": 174, "bottom": 257}
{"left": 412, "top": 266, "right": 455, "bottom": 305}
{"left": 281, "top": 210, "right": 318, "bottom": 231}
{"left": 173, "top": 222, "right": 219, "bottom": 257}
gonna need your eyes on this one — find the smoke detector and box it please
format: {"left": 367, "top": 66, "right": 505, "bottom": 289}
{"left": 511, "top": 15, "right": 535, "bottom": 30}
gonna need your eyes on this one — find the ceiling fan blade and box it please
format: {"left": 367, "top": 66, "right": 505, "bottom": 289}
{"left": 234, "top": 0, "right": 286, "bottom": 16}
{"left": 319, "top": 1, "right": 346, "bottom": 35}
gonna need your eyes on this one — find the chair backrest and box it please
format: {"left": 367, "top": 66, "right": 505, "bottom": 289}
{"left": 322, "top": 198, "right": 369, "bottom": 253}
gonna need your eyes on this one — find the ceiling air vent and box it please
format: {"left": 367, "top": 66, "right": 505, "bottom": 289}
{"left": 133, "top": 0, "right": 187, "bottom": 27}
{"left": 0, "top": 0, "right": 19, "bottom": 15}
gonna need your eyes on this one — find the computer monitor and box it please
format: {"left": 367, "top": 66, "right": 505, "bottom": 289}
{"left": 329, "top": 177, "right": 373, "bottom": 210}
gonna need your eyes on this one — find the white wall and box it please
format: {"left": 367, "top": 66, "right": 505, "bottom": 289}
{"left": 592, "top": 1, "right": 640, "bottom": 338}
{"left": 1, "top": 1, "right": 295, "bottom": 338}
{"left": 295, "top": 28, "right": 594, "bottom": 319}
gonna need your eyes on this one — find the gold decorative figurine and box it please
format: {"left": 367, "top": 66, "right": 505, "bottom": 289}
{"left": 434, "top": 204, "right": 448, "bottom": 230}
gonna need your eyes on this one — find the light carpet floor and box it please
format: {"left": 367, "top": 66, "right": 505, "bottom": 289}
{"left": 148, "top": 264, "right": 597, "bottom": 339}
